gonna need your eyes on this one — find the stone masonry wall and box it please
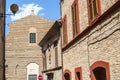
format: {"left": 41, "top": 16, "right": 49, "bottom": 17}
{"left": 62, "top": 1, "right": 120, "bottom": 80}
{"left": 5, "top": 14, "right": 54, "bottom": 80}
{"left": 61, "top": 0, "right": 118, "bottom": 43}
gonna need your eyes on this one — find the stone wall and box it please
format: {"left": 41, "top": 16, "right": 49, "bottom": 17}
{"left": 61, "top": 0, "right": 118, "bottom": 43}
{"left": 5, "top": 14, "right": 53, "bottom": 80}
{"left": 61, "top": 0, "right": 120, "bottom": 80}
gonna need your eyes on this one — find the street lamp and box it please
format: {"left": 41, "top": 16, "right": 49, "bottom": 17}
{"left": 0, "top": 4, "right": 19, "bottom": 16}
{"left": 10, "top": 4, "right": 19, "bottom": 15}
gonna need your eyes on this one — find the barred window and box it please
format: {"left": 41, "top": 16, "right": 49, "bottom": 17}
{"left": 30, "top": 33, "right": 36, "bottom": 43}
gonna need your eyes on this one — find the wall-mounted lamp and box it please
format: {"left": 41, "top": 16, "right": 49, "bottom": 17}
{"left": 0, "top": 4, "right": 19, "bottom": 17}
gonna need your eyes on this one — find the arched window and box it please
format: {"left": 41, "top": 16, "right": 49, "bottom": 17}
{"left": 93, "top": 67, "right": 106, "bottom": 80}
{"left": 63, "top": 69, "right": 71, "bottom": 80}
{"left": 90, "top": 61, "right": 110, "bottom": 80}
{"left": 27, "top": 63, "right": 39, "bottom": 80}
{"left": 75, "top": 67, "right": 82, "bottom": 80}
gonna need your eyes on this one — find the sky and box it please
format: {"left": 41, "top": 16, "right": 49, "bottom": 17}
{"left": 6, "top": 0, "right": 60, "bottom": 35}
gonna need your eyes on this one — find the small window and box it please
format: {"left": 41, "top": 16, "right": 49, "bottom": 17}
{"left": 64, "top": 70, "right": 71, "bottom": 80}
{"left": 30, "top": 33, "right": 36, "bottom": 43}
{"left": 88, "top": 0, "right": 101, "bottom": 22}
{"left": 75, "top": 67, "right": 82, "bottom": 80}
{"left": 93, "top": 67, "right": 106, "bottom": 80}
{"left": 90, "top": 61, "right": 110, "bottom": 80}
{"left": 55, "top": 47, "right": 58, "bottom": 67}
{"left": 71, "top": 0, "right": 80, "bottom": 38}
{"left": 54, "top": 41, "right": 58, "bottom": 67}
{"left": 76, "top": 72, "right": 80, "bottom": 80}
{"left": 64, "top": 73, "right": 70, "bottom": 80}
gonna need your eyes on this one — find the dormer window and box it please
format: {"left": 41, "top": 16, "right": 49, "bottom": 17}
{"left": 30, "top": 33, "right": 36, "bottom": 43}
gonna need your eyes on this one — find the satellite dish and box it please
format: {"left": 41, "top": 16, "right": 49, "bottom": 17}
{"left": 10, "top": 4, "right": 19, "bottom": 15}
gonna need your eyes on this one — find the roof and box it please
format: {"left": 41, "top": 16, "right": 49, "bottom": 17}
{"left": 9, "top": 13, "right": 54, "bottom": 26}
{"left": 39, "top": 20, "right": 62, "bottom": 52}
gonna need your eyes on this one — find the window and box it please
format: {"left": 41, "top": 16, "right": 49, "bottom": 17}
{"left": 54, "top": 41, "right": 58, "bottom": 67}
{"left": 60, "top": 0, "right": 64, "bottom": 2}
{"left": 27, "top": 63, "right": 39, "bottom": 80}
{"left": 88, "top": 0, "right": 101, "bottom": 22}
{"left": 28, "top": 75, "right": 37, "bottom": 80}
{"left": 47, "top": 73, "right": 53, "bottom": 80}
{"left": 62, "top": 15, "right": 68, "bottom": 46}
{"left": 90, "top": 61, "right": 110, "bottom": 80}
{"left": 30, "top": 33, "right": 36, "bottom": 43}
{"left": 93, "top": 67, "right": 106, "bottom": 80}
{"left": 75, "top": 67, "right": 82, "bottom": 80}
{"left": 71, "top": 0, "right": 80, "bottom": 38}
{"left": 63, "top": 69, "right": 71, "bottom": 80}
{"left": 43, "top": 55, "right": 47, "bottom": 70}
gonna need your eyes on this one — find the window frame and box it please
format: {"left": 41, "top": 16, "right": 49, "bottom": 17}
{"left": 60, "top": 0, "right": 64, "bottom": 3}
{"left": 90, "top": 61, "right": 110, "bottom": 80}
{"left": 63, "top": 69, "right": 72, "bottom": 80}
{"left": 54, "top": 41, "right": 58, "bottom": 67}
{"left": 75, "top": 67, "right": 82, "bottom": 80}
{"left": 62, "top": 15, "right": 68, "bottom": 47}
{"left": 87, "top": 0, "right": 101, "bottom": 24}
{"left": 29, "top": 33, "right": 36, "bottom": 43}
{"left": 71, "top": 0, "right": 80, "bottom": 38}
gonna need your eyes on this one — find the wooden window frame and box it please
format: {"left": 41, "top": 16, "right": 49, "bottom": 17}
{"left": 90, "top": 61, "right": 110, "bottom": 80}
{"left": 63, "top": 69, "right": 72, "bottom": 80}
{"left": 75, "top": 67, "right": 82, "bottom": 80}
{"left": 29, "top": 33, "right": 36, "bottom": 43}
{"left": 43, "top": 55, "right": 47, "bottom": 70}
{"left": 87, "top": 0, "right": 101, "bottom": 24}
{"left": 54, "top": 41, "right": 58, "bottom": 67}
{"left": 62, "top": 15, "right": 68, "bottom": 47}
{"left": 71, "top": 0, "right": 80, "bottom": 38}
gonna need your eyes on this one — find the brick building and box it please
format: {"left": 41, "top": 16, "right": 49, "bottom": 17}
{"left": 5, "top": 12, "right": 54, "bottom": 80}
{"left": 0, "top": 0, "right": 5, "bottom": 80}
{"left": 60, "top": 0, "right": 120, "bottom": 80}
{"left": 39, "top": 20, "right": 62, "bottom": 80}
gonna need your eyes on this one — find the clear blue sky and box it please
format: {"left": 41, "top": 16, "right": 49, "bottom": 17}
{"left": 6, "top": 0, "right": 60, "bottom": 35}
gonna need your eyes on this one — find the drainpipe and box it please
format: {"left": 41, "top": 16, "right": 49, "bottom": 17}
{"left": 87, "top": 35, "right": 91, "bottom": 80}
{"left": 60, "top": 18, "right": 63, "bottom": 80}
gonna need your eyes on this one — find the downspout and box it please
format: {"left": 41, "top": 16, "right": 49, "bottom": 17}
{"left": 59, "top": 21, "right": 63, "bottom": 80}
{"left": 59, "top": 1, "right": 64, "bottom": 80}
{"left": 87, "top": 34, "right": 91, "bottom": 80}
